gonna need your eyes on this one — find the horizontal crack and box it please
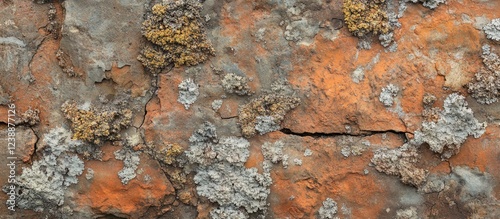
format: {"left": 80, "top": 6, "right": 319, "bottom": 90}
{"left": 279, "top": 128, "right": 411, "bottom": 139}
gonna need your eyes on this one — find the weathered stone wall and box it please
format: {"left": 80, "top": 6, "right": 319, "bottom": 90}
{"left": 1, "top": 0, "right": 499, "bottom": 218}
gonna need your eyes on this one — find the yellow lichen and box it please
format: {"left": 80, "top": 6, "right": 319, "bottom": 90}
{"left": 137, "top": 45, "right": 169, "bottom": 75}
{"left": 162, "top": 143, "right": 182, "bottom": 165}
{"left": 140, "top": 0, "right": 214, "bottom": 70}
{"left": 61, "top": 101, "right": 132, "bottom": 144}
{"left": 343, "top": 0, "right": 390, "bottom": 37}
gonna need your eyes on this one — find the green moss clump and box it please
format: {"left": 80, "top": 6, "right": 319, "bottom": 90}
{"left": 61, "top": 101, "right": 132, "bottom": 144}
{"left": 342, "top": 0, "right": 390, "bottom": 37}
{"left": 139, "top": 0, "right": 215, "bottom": 71}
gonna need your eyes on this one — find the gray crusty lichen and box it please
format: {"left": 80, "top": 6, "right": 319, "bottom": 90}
{"left": 221, "top": 73, "right": 252, "bottom": 96}
{"left": 13, "top": 127, "right": 86, "bottom": 214}
{"left": 371, "top": 143, "right": 427, "bottom": 187}
{"left": 372, "top": 93, "right": 486, "bottom": 186}
{"left": 467, "top": 45, "right": 500, "bottom": 104}
{"left": 238, "top": 94, "right": 300, "bottom": 138}
{"left": 261, "top": 141, "right": 289, "bottom": 169}
{"left": 413, "top": 93, "right": 486, "bottom": 159}
{"left": 185, "top": 122, "right": 272, "bottom": 217}
{"left": 318, "top": 198, "right": 339, "bottom": 219}
{"left": 402, "top": 0, "right": 446, "bottom": 10}
{"left": 210, "top": 206, "right": 248, "bottom": 219}
{"left": 379, "top": 84, "right": 399, "bottom": 107}
{"left": 114, "top": 148, "right": 141, "bottom": 185}
{"left": 395, "top": 206, "right": 419, "bottom": 219}
{"left": 177, "top": 78, "right": 199, "bottom": 110}
{"left": 483, "top": 18, "right": 500, "bottom": 42}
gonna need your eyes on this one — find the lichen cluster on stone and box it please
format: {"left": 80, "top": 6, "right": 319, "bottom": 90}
{"left": 16, "top": 108, "right": 40, "bottom": 126}
{"left": 152, "top": 143, "right": 183, "bottom": 165}
{"left": 318, "top": 198, "right": 339, "bottom": 219}
{"left": 114, "top": 148, "right": 141, "bottom": 185}
{"left": 177, "top": 78, "right": 199, "bottom": 109}
{"left": 61, "top": 101, "right": 132, "bottom": 144}
{"left": 137, "top": 45, "right": 170, "bottom": 75}
{"left": 342, "top": 0, "right": 391, "bottom": 37}
{"left": 414, "top": 93, "right": 487, "bottom": 159}
{"left": 14, "top": 128, "right": 85, "bottom": 214}
{"left": 238, "top": 94, "right": 300, "bottom": 138}
{"left": 407, "top": 0, "right": 447, "bottom": 9}
{"left": 221, "top": 73, "right": 252, "bottom": 96}
{"left": 261, "top": 141, "right": 289, "bottom": 168}
{"left": 467, "top": 45, "right": 500, "bottom": 104}
{"left": 371, "top": 143, "right": 427, "bottom": 187}
{"left": 185, "top": 122, "right": 272, "bottom": 217}
{"left": 483, "top": 18, "right": 500, "bottom": 42}
{"left": 138, "top": 0, "right": 215, "bottom": 73}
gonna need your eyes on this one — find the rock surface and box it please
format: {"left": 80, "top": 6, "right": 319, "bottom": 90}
{"left": 1, "top": 0, "right": 500, "bottom": 218}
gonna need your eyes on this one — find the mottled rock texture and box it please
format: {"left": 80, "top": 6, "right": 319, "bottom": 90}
{"left": 1, "top": 0, "right": 500, "bottom": 218}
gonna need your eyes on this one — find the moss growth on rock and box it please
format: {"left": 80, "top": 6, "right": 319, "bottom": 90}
{"left": 342, "top": 0, "right": 390, "bottom": 37}
{"left": 139, "top": 0, "right": 215, "bottom": 71}
{"left": 61, "top": 101, "right": 132, "bottom": 144}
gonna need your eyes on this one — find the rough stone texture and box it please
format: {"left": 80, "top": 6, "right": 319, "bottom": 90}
{"left": 60, "top": 0, "right": 150, "bottom": 90}
{"left": 2, "top": 0, "right": 500, "bottom": 218}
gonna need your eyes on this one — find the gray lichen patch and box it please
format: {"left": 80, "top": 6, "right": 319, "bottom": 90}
{"left": 185, "top": 135, "right": 250, "bottom": 166}
{"left": 255, "top": 115, "right": 281, "bottom": 135}
{"left": 210, "top": 206, "right": 248, "bottom": 219}
{"left": 261, "top": 141, "right": 289, "bottom": 169}
{"left": 414, "top": 93, "right": 487, "bottom": 159}
{"left": 483, "top": 18, "right": 500, "bottom": 42}
{"left": 371, "top": 143, "right": 427, "bottom": 187}
{"left": 114, "top": 148, "right": 141, "bottom": 185}
{"left": 12, "top": 127, "right": 86, "bottom": 214}
{"left": 318, "top": 198, "right": 338, "bottom": 219}
{"left": 185, "top": 122, "right": 272, "bottom": 215}
{"left": 467, "top": 45, "right": 500, "bottom": 104}
{"left": 177, "top": 78, "right": 199, "bottom": 110}
{"left": 351, "top": 67, "right": 364, "bottom": 84}
{"left": 194, "top": 162, "right": 272, "bottom": 214}
{"left": 221, "top": 73, "right": 252, "bottom": 96}
{"left": 238, "top": 94, "right": 300, "bottom": 138}
{"left": 212, "top": 99, "right": 223, "bottom": 111}
{"left": 304, "top": 149, "right": 313, "bottom": 157}
{"left": 395, "top": 206, "right": 418, "bottom": 219}
{"left": 293, "top": 158, "right": 302, "bottom": 166}
{"left": 284, "top": 18, "right": 320, "bottom": 45}
{"left": 400, "top": 0, "right": 446, "bottom": 11}
{"left": 338, "top": 136, "right": 370, "bottom": 158}
{"left": 85, "top": 168, "right": 94, "bottom": 180}
{"left": 379, "top": 84, "right": 399, "bottom": 107}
